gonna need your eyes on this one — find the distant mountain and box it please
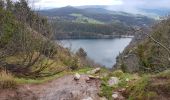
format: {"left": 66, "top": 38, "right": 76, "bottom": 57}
{"left": 39, "top": 6, "right": 83, "bottom": 16}
{"left": 39, "top": 6, "right": 154, "bottom": 26}
{"left": 139, "top": 8, "right": 170, "bottom": 16}
{"left": 38, "top": 6, "right": 155, "bottom": 39}
{"left": 76, "top": 5, "right": 170, "bottom": 18}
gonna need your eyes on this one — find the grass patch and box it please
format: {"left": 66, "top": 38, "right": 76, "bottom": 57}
{"left": 126, "top": 75, "right": 157, "bottom": 100}
{"left": 99, "top": 82, "right": 114, "bottom": 100}
{"left": 14, "top": 68, "right": 93, "bottom": 84}
{"left": 0, "top": 70, "right": 17, "bottom": 89}
{"left": 156, "top": 70, "right": 170, "bottom": 78}
{"left": 73, "top": 67, "right": 92, "bottom": 74}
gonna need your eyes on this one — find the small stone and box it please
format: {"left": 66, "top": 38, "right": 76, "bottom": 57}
{"left": 88, "top": 75, "right": 99, "bottom": 79}
{"left": 85, "top": 77, "right": 90, "bottom": 83}
{"left": 82, "top": 97, "right": 93, "bottom": 100}
{"left": 99, "top": 97, "right": 107, "bottom": 100}
{"left": 96, "top": 76, "right": 100, "bottom": 79}
{"left": 88, "top": 68, "right": 101, "bottom": 74}
{"left": 74, "top": 73, "right": 80, "bottom": 80}
{"left": 168, "top": 58, "right": 170, "bottom": 61}
{"left": 71, "top": 90, "right": 80, "bottom": 99}
{"left": 126, "top": 86, "right": 129, "bottom": 88}
{"left": 118, "top": 88, "right": 126, "bottom": 92}
{"left": 108, "top": 77, "right": 119, "bottom": 86}
{"left": 85, "top": 77, "right": 90, "bottom": 81}
{"left": 112, "top": 92, "right": 119, "bottom": 99}
{"left": 125, "top": 78, "right": 129, "bottom": 82}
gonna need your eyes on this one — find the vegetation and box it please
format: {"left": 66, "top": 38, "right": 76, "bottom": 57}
{"left": 116, "top": 16, "right": 170, "bottom": 73}
{"left": 0, "top": 0, "right": 97, "bottom": 89}
{"left": 0, "top": 0, "right": 170, "bottom": 100}
{"left": 52, "top": 21, "right": 133, "bottom": 39}
{"left": 98, "top": 69, "right": 170, "bottom": 100}
{"left": 39, "top": 6, "right": 155, "bottom": 39}
{"left": 0, "top": 70, "right": 17, "bottom": 89}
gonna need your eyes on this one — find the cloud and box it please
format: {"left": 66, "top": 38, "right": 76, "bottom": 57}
{"left": 33, "top": 0, "right": 123, "bottom": 9}
{"left": 106, "top": 0, "right": 170, "bottom": 15}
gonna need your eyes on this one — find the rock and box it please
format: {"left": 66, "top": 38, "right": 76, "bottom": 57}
{"left": 82, "top": 97, "right": 93, "bottom": 100}
{"left": 99, "top": 97, "right": 107, "bottom": 100}
{"left": 126, "top": 86, "right": 129, "bottom": 88}
{"left": 85, "top": 77, "right": 90, "bottom": 81}
{"left": 71, "top": 90, "right": 81, "bottom": 99}
{"left": 125, "top": 78, "right": 129, "bottom": 82}
{"left": 88, "top": 75, "right": 100, "bottom": 79}
{"left": 85, "top": 77, "right": 90, "bottom": 83}
{"left": 118, "top": 88, "right": 126, "bottom": 93}
{"left": 112, "top": 92, "right": 125, "bottom": 100}
{"left": 108, "top": 77, "right": 119, "bottom": 86}
{"left": 112, "top": 92, "right": 119, "bottom": 99}
{"left": 88, "top": 68, "right": 101, "bottom": 74}
{"left": 168, "top": 58, "right": 170, "bottom": 62}
{"left": 74, "top": 73, "right": 80, "bottom": 80}
{"left": 88, "top": 75, "right": 96, "bottom": 79}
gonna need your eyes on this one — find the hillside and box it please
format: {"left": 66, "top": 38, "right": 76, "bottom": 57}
{"left": 115, "top": 17, "right": 170, "bottom": 73}
{"left": 0, "top": 0, "right": 99, "bottom": 87}
{"left": 39, "top": 6, "right": 154, "bottom": 26}
{"left": 39, "top": 6, "right": 155, "bottom": 39}
{"left": 1, "top": 1, "right": 170, "bottom": 100}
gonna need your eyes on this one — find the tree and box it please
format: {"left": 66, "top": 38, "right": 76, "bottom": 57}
{"left": 76, "top": 48, "right": 87, "bottom": 58}
{"left": 6, "top": 0, "right": 13, "bottom": 11}
{"left": 0, "top": 0, "right": 4, "bottom": 9}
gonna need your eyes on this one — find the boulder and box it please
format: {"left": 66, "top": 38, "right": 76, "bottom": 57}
{"left": 108, "top": 77, "right": 119, "bottom": 86}
{"left": 74, "top": 73, "right": 80, "bottom": 80}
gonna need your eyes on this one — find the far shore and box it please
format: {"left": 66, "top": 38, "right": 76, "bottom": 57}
{"left": 55, "top": 35, "right": 134, "bottom": 40}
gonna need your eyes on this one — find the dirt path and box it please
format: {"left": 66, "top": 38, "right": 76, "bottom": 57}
{"left": 0, "top": 74, "right": 101, "bottom": 100}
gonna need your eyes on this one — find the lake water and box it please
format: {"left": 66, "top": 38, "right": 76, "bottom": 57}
{"left": 60, "top": 38, "right": 132, "bottom": 68}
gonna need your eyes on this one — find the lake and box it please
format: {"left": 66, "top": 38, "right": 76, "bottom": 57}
{"left": 60, "top": 38, "right": 132, "bottom": 68}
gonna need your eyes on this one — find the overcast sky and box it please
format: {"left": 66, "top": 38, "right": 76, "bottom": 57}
{"left": 30, "top": 0, "right": 170, "bottom": 9}
{"left": 32, "top": 0, "right": 122, "bottom": 8}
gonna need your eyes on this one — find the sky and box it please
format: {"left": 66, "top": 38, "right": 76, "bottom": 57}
{"left": 12, "top": 0, "right": 170, "bottom": 16}
{"left": 32, "top": 0, "right": 123, "bottom": 8}
{"left": 30, "top": 0, "right": 170, "bottom": 9}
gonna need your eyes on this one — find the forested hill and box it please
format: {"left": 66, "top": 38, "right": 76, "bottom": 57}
{"left": 38, "top": 6, "right": 155, "bottom": 39}
{"left": 39, "top": 6, "right": 154, "bottom": 26}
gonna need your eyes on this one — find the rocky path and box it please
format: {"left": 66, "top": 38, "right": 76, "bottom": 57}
{"left": 0, "top": 74, "right": 102, "bottom": 100}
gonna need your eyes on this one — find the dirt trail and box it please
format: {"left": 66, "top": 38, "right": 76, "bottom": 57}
{"left": 0, "top": 74, "right": 101, "bottom": 100}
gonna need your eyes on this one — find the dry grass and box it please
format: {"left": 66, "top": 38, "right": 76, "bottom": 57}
{"left": 0, "top": 70, "right": 17, "bottom": 89}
